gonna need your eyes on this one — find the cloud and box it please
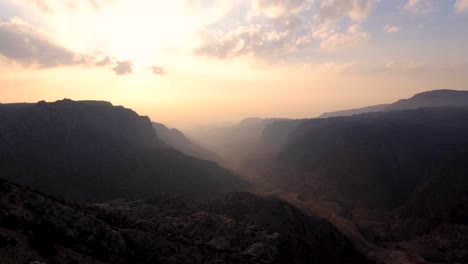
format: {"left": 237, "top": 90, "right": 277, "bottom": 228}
{"left": 250, "top": 0, "right": 308, "bottom": 18}
{"left": 32, "top": 0, "right": 53, "bottom": 13}
{"left": 319, "top": 24, "right": 369, "bottom": 50}
{"left": 307, "top": 62, "right": 358, "bottom": 74}
{"left": 384, "top": 24, "right": 400, "bottom": 33}
{"left": 404, "top": 0, "right": 432, "bottom": 16}
{"left": 194, "top": 24, "right": 299, "bottom": 60}
{"left": 150, "top": 66, "right": 167, "bottom": 75}
{"left": 0, "top": 18, "right": 80, "bottom": 67}
{"left": 94, "top": 55, "right": 112, "bottom": 67}
{"left": 0, "top": 18, "right": 147, "bottom": 76}
{"left": 195, "top": 0, "right": 306, "bottom": 60}
{"left": 87, "top": 0, "right": 114, "bottom": 11}
{"left": 16, "top": 0, "right": 114, "bottom": 13}
{"left": 315, "top": 0, "right": 379, "bottom": 21}
{"left": 89, "top": 0, "right": 100, "bottom": 10}
{"left": 384, "top": 60, "right": 429, "bottom": 73}
{"left": 112, "top": 61, "right": 133, "bottom": 75}
{"left": 381, "top": 60, "right": 468, "bottom": 74}
{"left": 311, "top": 0, "right": 377, "bottom": 51}
{"left": 195, "top": 0, "right": 378, "bottom": 59}
{"left": 455, "top": 0, "right": 468, "bottom": 13}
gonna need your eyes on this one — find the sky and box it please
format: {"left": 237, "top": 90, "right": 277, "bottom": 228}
{"left": 1, "top": 0, "right": 468, "bottom": 128}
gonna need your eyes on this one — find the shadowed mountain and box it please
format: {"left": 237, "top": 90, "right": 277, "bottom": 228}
{"left": 0, "top": 99, "right": 246, "bottom": 202}
{"left": 260, "top": 90, "right": 468, "bottom": 158}
{"left": 277, "top": 107, "right": 468, "bottom": 213}
{"left": 0, "top": 179, "right": 372, "bottom": 264}
{"left": 152, "top": 122, "right": 218, "bottom": 162}
{"left": 245, "top": 107, "right": 468, "bottom": 263}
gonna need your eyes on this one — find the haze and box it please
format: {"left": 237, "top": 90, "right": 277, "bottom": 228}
{"left": 1, "top": 0, "right": 468, "bottom": 128}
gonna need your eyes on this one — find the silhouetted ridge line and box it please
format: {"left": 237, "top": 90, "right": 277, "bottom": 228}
{"left": 0, "top": 99, "right": 247, "bottom": 202}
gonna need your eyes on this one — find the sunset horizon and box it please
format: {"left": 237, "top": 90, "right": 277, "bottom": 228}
{"left": 1, "top": 0, "right": 467, "bottom": 128}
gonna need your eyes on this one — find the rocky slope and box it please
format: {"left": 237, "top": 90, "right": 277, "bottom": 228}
{"left": 0, "top": 179, "right": 373, "bottom": 264}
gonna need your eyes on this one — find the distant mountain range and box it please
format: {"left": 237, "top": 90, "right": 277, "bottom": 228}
{"left": 261, "top": 89, "right": 468, "bottom": 155}
{"left": 0, "top": 99, "right": 246, "bottom": 202}
{"left": 319, "top": 89, "right": 468, "bottom": 118}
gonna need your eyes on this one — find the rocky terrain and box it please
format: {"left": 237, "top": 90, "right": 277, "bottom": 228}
{"left": 0, "top": 179, "right": 372, "bottom": 264}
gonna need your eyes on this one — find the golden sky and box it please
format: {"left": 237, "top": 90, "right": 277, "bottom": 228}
{"left": 1, "top": 0, "right": 468, "bottom": 128}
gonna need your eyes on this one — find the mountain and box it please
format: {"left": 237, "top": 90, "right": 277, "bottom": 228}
{"left": 318, "top": 89, "right": 468, "bottom": 118}
{"left": 279, "top": 107, "right": 468, "bottom": 212}
{"left": 0, "top": 179, "right": 372, "bottom": 264}
{"left": 385, "top": 89, "right": 468, "bottom": 111}
{"left": 152, "top": 122, "right": 217, "bottom": 162}
{"left": 245, "top": 107, "right": 468, "bottom": 263}
{"left": 0, "top": 99, "right": 246, "bottom": 202}
{"left": 259, "top": 89, "right": 468, "bottom": 157}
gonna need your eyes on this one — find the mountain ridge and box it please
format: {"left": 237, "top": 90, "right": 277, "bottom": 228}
{"left": 0, "top": 99, "right": 247, "bottom": 202}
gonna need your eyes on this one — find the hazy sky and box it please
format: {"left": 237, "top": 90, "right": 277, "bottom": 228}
{"left": 1, "top": 0, "right": 468, "bottom": 128}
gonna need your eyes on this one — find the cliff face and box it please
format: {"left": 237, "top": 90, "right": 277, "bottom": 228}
{"left": 279, "top": 107, "right": 468, "bottom": 213}
{"left": 0, "top": 100, "right": 246, "bottom": 202}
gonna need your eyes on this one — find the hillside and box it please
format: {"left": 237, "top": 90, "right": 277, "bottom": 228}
{"left": 244, "top": 107, "right": 468, "bottom": 263}
{"left": 0, "top": 100, "right": 246, "bottom": 202}
{"left": 279, "top": 107, "right": 468, "bottom": 212}
{"left": 0, "top": 179, "right": 372, "bottom": 264}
